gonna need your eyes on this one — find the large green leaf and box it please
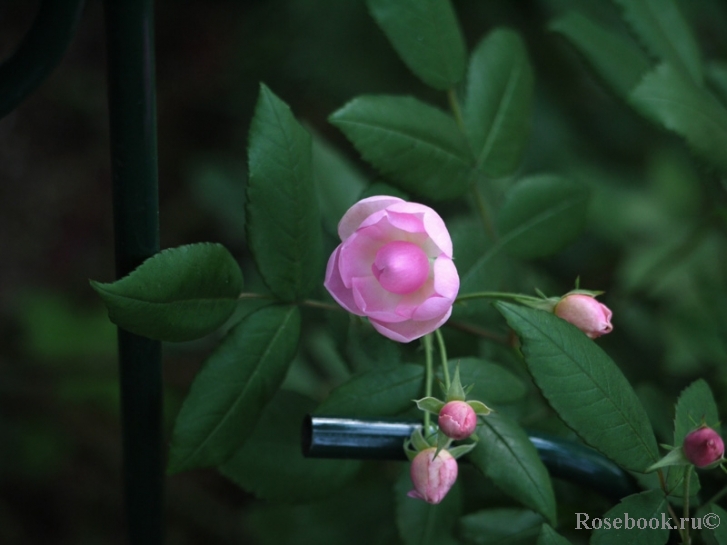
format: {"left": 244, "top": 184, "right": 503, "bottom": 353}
{"left": 630, "top": 63, "right": 727, "bottom": 172}
{"left": 345, "top": 318, "right": 404, "bottom": 373}
{"left": 673, "top": 379, "right": 719, "bottom": 445}
{"left": 550, "top": 12, "right": 650, "bottom": 99}
{"left": 246, "top": 84, "right": 322, "bottom": 302}
{"left": 459, "top": 509, "right": 543, "bottom": 545}
{"left": 441, "top": 358, "right": 527, "bottom": 405}
{"left": 590, "top": 490, "right": 669, "bottom": 545}
{"left": 495, "top": 303, "right": 660, "bottom": 472}
{"left": 315, "top": 364, "right": 424, "bottom": 417}
{"left": 469, "top": 412, "right": 556, "bottom": 524}
{"left": 698, "top": 504, "right": 727, "bottom": 545}
{"left": 220, "top": 390, "right": 360, "bottom": 502}
{"left": 367, "top": 0, "right": 466, "bottom": 90}
{"left": 167, "top": 304, "right": 300, "bottom": 473}
{"left": 91, "top": 243, "right": 243, "bottom": 342}
{"left": 330, "top": 95, "right": 474, "bottom": 200}
{"left": 395, "top": 469, "right": 462, "bottom": 545}
{"left": 537, "top": 524, "right": 572, "bottom": 545}
{"left": 463, "top": 29, "right": 534, "bottom": 178}
{"left": 611, "top": 0, "right": 702, "bottom": 84}
{"left": 496, "top": 175, "right": 590, "bottom": 259}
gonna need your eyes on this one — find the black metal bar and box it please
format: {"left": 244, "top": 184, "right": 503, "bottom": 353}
{"left": 0, "top": 0, "right": 86, "bottom": 120}
{"left": 303, "top": 416, "right": 638, "bottom": 501}
{"left": 103, "top": 1, "right": 163, "bottom": 543}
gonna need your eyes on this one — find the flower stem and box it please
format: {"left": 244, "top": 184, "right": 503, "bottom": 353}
{"left": 683, "top": 466, "right": 692, "bottom": 543}
{"left": 434, "top": 328, "right": 450, "bottom": 390}
{"left": 658, "top": 469, "right": 689, "bottom": 544}
{"left": 237, "top": 292, "right": 343, "bottom": 312}
{"left": 456, "top": 291, "right": 544, "bottom": 304}
{"left": 422, "top": 334, "right": 434, "bottom": 433}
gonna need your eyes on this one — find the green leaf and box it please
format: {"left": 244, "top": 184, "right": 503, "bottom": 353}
{"left": 367, "top": 0, "right": 466, "bottom": 90}
{"left": 463, "top": 29, "right": 534, "bottom": 178}
{"left": 590, "top": 490, "right": 669, "bottom": 545}
{"left": 91, "top": 243, "right": 243, "bottom": 342}
{"left": 220, "top": 390, "right": 360, "bottom": 502}
{"left": 395, "top": 469, "right": 462, "bottom": 545}
{"left": 346, "top": 318, "right": 404, "bottom": 372}
{"left": 315, "top": 364, "right": 424, "bottom": 417}
{"left": 496, "top": 175, "right": 590, "bottom": 259}
{"left": 673, "top": 379, "right": 720, "bottom": 446}
{"left": 167, "top": 304, "right": 300, "bottom": 473}
{"left": 246, "top": 84, "right": 322, "bottom": 302}
{"left": 330, "top": 95, "right": 474, "bottom": 201}
{"left": 550, "top": 12, "right": 650, "bottom": 98}
{"left": 441, "top": 358, "right": 527, "bottom": 405}
{"left": 495, "top": 303, "right": 660, "bottom": 472}
{"left": 459, "top": 508, "right": 543, "bottom": 545}
{"left": 630, "top": 63, "right": 727, "bottom": 172}
{"left": 611, "top": 0, "right": 702, "bottom": 84}
{"left": 537, "top": 524, "right": 572, "bottom": 545}
{"left": 469, "top": 412, "right": 557, "bottom": 524}
{"left": 698, "top": 503, "right": 727, "bottom": 545}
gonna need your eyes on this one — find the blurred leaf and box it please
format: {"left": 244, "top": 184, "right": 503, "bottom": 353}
{"left": 550, "top": 12, "right": 650, "bottom": 98}
{"left": 698, "top": 504, "right": 727, "bottom": 545}
{"left": 91, "top": 243, "right": 243, "bottom": 342}
{"left": 611, "top": 0, "right": 702, "bottom": 84}
{"left": 469, "top": 412, "right": 557, "bottom": 524}
{"left": 367, "top": 0, "right": 466, "bottom": 90}
{"left": 463, "top": 28, "right": 534, "bottom": 178}
{"left": 359, "top": 181, "right": 410, "bottom": 201}
{"left": 330, "top": 95, "right": 474, "bottom": 200}
{"left": 537, "top": 524, "right": 572, "bottom": 545}
{"left": 459, "top": 508, "right": 543, "bottom": 545}
{"left": 497, "top": 175, "right": 589, "bottom": 259}
{"left": 673, "top": 379, "right": 719, "bottom": 445}
{"left": 441, "top": 358, "right": 527, "bottom": 405}
{"left": 246, "top": 84, "right": 322, "bottom": 302}
{"left": 346, "top": 318, "right": 404, "bottom": 372}
{"left": 665, "top": 465, "right": 700, "bottom": 499}
{"left": 220, "top": 390, "right": 360, "bottom": 502}
{"left": 590, "top": 490, "right": 668, "bottom": 544}
{"left": 395, "top": 469, "right": 462, "bottom": 545}
{"left": 630, "top": 63, "right": 727, "bottom": 172}
{"left": 315, "top": 364, "right": 424, "bottom": 416}
{"left": 706, "top": 61, "right": 727, "bottom": 106}
{"left": 167, "top": 305, "right": 300, "bottom": 474}
{"left": 495, "top": 302, "right": 660, "bottom": 472}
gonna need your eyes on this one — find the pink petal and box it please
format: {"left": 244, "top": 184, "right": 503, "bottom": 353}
{"left": 323, "top": 246, "right": 364, "bottom": 315}
{"left": 432, "top": 257, "right": 459, "bottom": 299}
{"left": 338, "top": 222, "right": 389, "bottom": 286}
{"left": 385, "top": 210, "right": 425, "bottom": 234}
{"left": 411, "top": 295, "right": 453, "bottom": 321}
{"left": 388, "top": 202, "right": 452, "bottom": 257}
{"left": 370, "top": 307, "right": 452, "bottom": 343}
{"left": 351, "top": 276, "right": 408, "bottom": 323}
{"left": 338, "top": 196, "right": 404, "bottom": 241}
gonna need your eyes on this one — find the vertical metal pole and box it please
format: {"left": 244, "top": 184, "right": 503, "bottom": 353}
{"left": 103, "top": 1, "right": 163, "bottom": 543}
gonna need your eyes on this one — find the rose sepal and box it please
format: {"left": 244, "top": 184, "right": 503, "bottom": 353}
{"left": 414, "top": 397, "right": 446, "bottom": 415}
{"left": 467, "top": 400, "right": 492, "bottom": 416}
{"left": 645, "top": 446, "right": 690, "bottom": 472}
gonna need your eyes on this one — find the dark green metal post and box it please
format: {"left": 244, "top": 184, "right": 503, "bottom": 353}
{"left": 104, "top": 1, "right": 163, "bottom": 543}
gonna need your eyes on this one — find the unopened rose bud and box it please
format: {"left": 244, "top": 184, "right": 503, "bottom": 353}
{"left": 407, "top": 447, "right": 458, "bottom": 504}
{"left": 554, "top": 293, "right": 613, "bottom": 339}
{"left": 438, "top": 401, "right": 477, "bottom": 440}
{"left": 683, "top": 427, "right": 724, "bottom": 468}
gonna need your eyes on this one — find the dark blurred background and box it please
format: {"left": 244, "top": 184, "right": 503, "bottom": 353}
{"left": 2, "top": 0, "right": 727, "bottom": 543}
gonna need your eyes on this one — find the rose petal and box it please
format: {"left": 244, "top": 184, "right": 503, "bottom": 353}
{"left": 370, "top": 307, "right": 452, "bottom": 343}
{"left": 432, "top": 257, "right": 459, "bottom": 299}
{"left": 338, "top": 195, "right": 404, "bottom": 241}
{"left": 388, "top": 202, "right": 452, "bottom": 256}
{"left": 351, "top": 276, "right": 408, "bottom": 323}
{"left": 411, "top": 295, "right": 453, "bottom": 321}
{"left": 385, "top": 210, "right": 425, "bottom": 234}
{"left": 324, "top": 246, "right": 364, "bottom": 315}
{"left": 338, "top": 222, "right": 390, "bottom": 286}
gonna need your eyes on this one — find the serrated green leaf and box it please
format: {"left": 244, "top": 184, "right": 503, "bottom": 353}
{"left": 441, "top": 358, "right": 527, "bottom": 405}
{"left": 497, "top": 175, "right": 590, "bottom": 259}
{"left": 459, "top": 508, "right": 543, "bottom": 545}
{"left": 611, "top": 0, "right": 702, "bottom": 84}
{"left": 220, "top": 390, "right": 360, "bottom": 502}
{"left": 330, "top": 95, "right": 474, "bottom": 201}
{"left": 590, "top": 490, "right": 669, "bottom": 545}
{"left": 495, "top": 302, "right": 660, "bottom": 472}
{"left": 463, "top": 28, "right": 534, "bottom": 178}
{"left": 469, "top": 412, "right": 557, "bottom": 524}
{"left": 537, "top": 524, "right": 572, "bottom": 545}
{"left": 315, "top": 364, "right": 424, "bottom": 417}
{"left": 550, "top": 12, "right": 650, "bottom": 98}
{"left": 367, "top": 0, "right": 466, "bottom": 90}
{"left": 698, "top": 504, "right": 727, "bottom": 545}
{"left": 246, "top": 84, "right": 322, "bottom": 302}
{"left": 91, "top": 243, "right": 243, "bottom": 342}
{"left": 167, "top": 304, "right": 300, "bottom": 473}
{"left": 630, "top": 63, "right": 727, "bottom": 172}
{"left": 673, "top": 379, "right": 720, "bottom": 445}
{"left": 394, "top": 468, "right": 462, "bottom": 545}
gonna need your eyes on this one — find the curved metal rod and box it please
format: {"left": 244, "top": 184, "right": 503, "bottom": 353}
{"left": 0, "top": 0, "right": 86, "bottom": 120}
{"left": 303, "top": 416, "right": 638, "bottom": 502}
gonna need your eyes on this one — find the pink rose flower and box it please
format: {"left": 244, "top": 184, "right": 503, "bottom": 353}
{"left": 438, "top": 401, "right": 477, "bottom": 440}
{"left": 324, "top": 196, "right": 459, "bottom": 343}
{"left": 554, "top": 293, "right": 613, "bottom": 339}
{"left": 683, "top": 427, "right": 724, "bottom": 468}
{"left": 407, "top": 447, "right": 458, "bottom": 504}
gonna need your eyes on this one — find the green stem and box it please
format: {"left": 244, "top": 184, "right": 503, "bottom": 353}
{"left": 658, "top": 469, "right": 689, "bottom": 544}
{"left": 683, "top": 466, "right": 692, "bottom": 544}
{"left": 471, "top": 183, "right": 497, "bottom": 242}
{"left": 456, "top": 291, "right": 544, "bottom": 304}
{"left": 237, "top": 292, "right": 343, "bottom": 312}
{"left": 704, "top": 481, "right": 727, "bottom": 506}
{"left": 422, "top": 334, "right": 434, "bottom": 433}
{"left": 434, "top": 328, "right": 450, "bottom": 390}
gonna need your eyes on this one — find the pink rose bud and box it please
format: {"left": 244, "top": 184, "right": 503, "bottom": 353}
{"left": 324, "top": 196, "right": 459, "bottom": 343}
{"left": 438, "top": 401, "right": 477, "bottom": 440}
{"left": 407, "top": 447, "right": 458, "bottom": 504}
{"left": 554, "top": 294, "right": 613, "bottom": 339}
{"left": 683, "top": 427, "right": 724, "bottom": 468}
